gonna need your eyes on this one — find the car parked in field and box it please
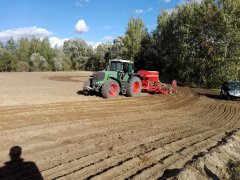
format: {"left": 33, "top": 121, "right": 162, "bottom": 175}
{"left": 220, "top": 81, "right": 240, "bottom": 100}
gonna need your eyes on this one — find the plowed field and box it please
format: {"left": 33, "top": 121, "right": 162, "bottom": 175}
{"left": 0, "top": 72, "right": 239, "bottom": 179}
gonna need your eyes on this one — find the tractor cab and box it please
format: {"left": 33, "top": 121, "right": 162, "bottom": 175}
{"left": 107, "top": 59, "right": 134, "bottom": 74}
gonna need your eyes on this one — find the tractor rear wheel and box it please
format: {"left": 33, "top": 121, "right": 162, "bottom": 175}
{"left": 126, "top": 76, "right": 142, "bottom": 97}
{"left": 102, "top": 79, "right": 120, "bottom": 98}
{"left": 83, "top": 80, "right": 90, "bottom": 96}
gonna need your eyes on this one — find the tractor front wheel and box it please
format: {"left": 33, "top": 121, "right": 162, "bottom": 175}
{"left": 102, "top": 79, "right": 120, "bottom": 98}
{"left": 126, "top": 76, "right": 142, "bottom": 97}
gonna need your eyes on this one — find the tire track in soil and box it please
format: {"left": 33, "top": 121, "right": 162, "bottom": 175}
{"left": 0, "top": 86, "right": 240, "bottom": 179}
{"left": 46, "top": 104, "right": 238, "bottom": 179}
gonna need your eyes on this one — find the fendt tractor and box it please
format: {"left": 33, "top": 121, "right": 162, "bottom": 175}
{"left": 83, "top": 59, "right": 177, "bottom": 98}
{"left": 83, "top": 59, "right": 142, "bottom": 98}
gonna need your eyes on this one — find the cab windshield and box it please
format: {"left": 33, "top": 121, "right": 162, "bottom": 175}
{"left": 109, "top": 61, "right": 123, "bottom": 71}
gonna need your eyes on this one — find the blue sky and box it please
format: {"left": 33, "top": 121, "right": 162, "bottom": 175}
{"left": 0, "top": 0, "right": 185, "bottom": 47}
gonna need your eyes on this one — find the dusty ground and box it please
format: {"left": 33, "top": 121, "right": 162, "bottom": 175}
{"left": 0, "top": 71, "right": 240, "bottom": 179}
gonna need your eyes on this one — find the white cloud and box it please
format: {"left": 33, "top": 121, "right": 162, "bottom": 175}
{"left": 49, "top": 37, "right": 69, "bottom": 48}
{"left": 135, "top": 9, "right": 144, "bottom": 14}
{"left": 87, "top": 36, "right": 113, "bottom": 49}
{"left": 135, "top": 7, "right": 154, "bottom": 15}
{"left": 164, "top": 0, "right": 171, "bottom": 3}
{"left": 75, "top": 19, "right": 89, "bottom": 34}
{"left": 147, "top": 7, "right": 154, "bottom": 12}
{"left": 87, "top": 41, "right": 102, "bottom": 49}
{"left": 0, "top": 26, "right": 52, "bottom": 43}
{"left": 0, "top": 26, "right": 70, "bottom": 48}
{"left": 194, "top": 0, "right": 202, "bottom": 3}
{"left": 102, "top": 36, "right": 113, "bottom": 42}
{"left": 178, "top": 0, "right": 196, "bottom": 6}
{"left": 75, "top": 0, "right": 90, "bottom": 7}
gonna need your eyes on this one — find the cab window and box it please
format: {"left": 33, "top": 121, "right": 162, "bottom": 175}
{"left": 109, "top": 61, "right": 122, "bottom": 71}
{"left": 123, "top": 63, "right": 129, "bottom": 72}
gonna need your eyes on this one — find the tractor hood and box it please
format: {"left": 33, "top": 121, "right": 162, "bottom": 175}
{"left": 92, "top": 71, "right": 105, "bottom": 81}
{"left": 92, "top": 71, "right": 119, "bottom": 81}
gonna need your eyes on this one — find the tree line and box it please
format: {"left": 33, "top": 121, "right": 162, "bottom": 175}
{"left": 135, "top": 0, "right": 240, "bottom": 87}
{"left": 0, "top": 0, "right": 239, "bottom": 87}
{"left": 0, "top": 37, "right": 111, "bottom": 72}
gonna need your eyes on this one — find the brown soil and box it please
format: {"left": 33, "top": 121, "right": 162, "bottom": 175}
{"left": 0, "top": 71, "right": 239, "bottom": 179}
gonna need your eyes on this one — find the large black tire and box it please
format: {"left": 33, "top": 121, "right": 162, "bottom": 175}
{"left": 83, "top": 80, "right": 90, "bottom": 96}
{"left": 126, "top": 76, "right": 142, "bottom": 97}
{"left": 102, "top": 79, "right": 120, "bottom": 98}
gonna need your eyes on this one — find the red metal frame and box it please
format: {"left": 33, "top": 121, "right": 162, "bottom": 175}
{"left": 137, "top": 70, "right": 177, "bottom": 95}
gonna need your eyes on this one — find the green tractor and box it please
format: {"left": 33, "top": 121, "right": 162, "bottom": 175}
{"left": 83, "top": 59, "right": 142, "bottom": 98}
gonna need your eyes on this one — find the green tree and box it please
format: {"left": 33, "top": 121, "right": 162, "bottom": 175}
{"left": 63, "top": 39, "right": 93, "bottom": 70}
{"left": 106, "top": 37, "right": 124, "bottom": 60}
{"left": 135, "top": 33, "right": 158, "bottom": 71}
{"left": 16, "top": 37, "right": 31, "bottom": 71}
{"left": 5, "top": 38, "right": 17, "bottom": 52}
{"left": 29, "top": 37, "right": 41, "bottom": 55}
{"left": 0, "top": 42, "right": 4, "bottom": 48}
{"left": 87, "top": 43, "right": 112, "bottom": 71}
{"left": 217, "top": 0, "right": 240, "bottom": 82}
{"left": 17, "top": 37, "right": 30, "bottom": 62}
{"left": 153, "top": 10, "right": 181, "bottom": 82}
{"left": 0, "top": 49, "right": 17, "bottom": 72}
{"left": 52, "top": 49, "right": 71, "bottom": 71}
{"left": 29, "top": 53, "right": 49, "bottom": 71}
{"left": 122, "top": 18, "right": 147, "bottom": 60}
{"left": 146, "top": 0, "right": 240, "bottom": 86}
{"left": 39, "top": 38, "right": 55, "bottom": 70}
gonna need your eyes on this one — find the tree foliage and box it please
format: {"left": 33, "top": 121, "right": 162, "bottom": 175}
{"left": 0, "top": 47, "right": 17, "bottom": 72}
{"left": 86, "top": 43, "right": 112, "bottom": 71}
{"left": 122, "top": 18, "right": 147, "bottom": 60}
{"left": 137, "top": 0, "right": 240, "bottom": 87}
{"left": 63, "top": 39, "right": 93, "bottom": 70}
{"left": 0, "top": 37, "right": 92, "bottom": 72}
{"left": 30, "top": 53, "right": 49, "bottom": 71}
{"left": 106, "top": 37, "right": 124, "bottom": 60}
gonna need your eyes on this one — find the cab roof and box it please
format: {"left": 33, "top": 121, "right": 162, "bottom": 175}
{"left": 110, "top": 59, "right": 132, "bottom": 63}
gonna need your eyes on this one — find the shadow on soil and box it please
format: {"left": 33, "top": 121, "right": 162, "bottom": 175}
{"left": 0, "top": 146, "right": 43, "bottom": 180}
{"left": 77, "top": 90, "right": 102, "bottom": 97}
{"left": 158, "top": 168, "right": 182, "bottom": 179}
{"left": 198, "top": 92, "right": 240, "bottom": 101}
{"left": 204, "top": 165, "right": 220, "bottom": 180}
{"left": 197, "top": 92, "right": 223, "bottom": 100}
{"left": 77, "top": 90, "right": 85, "bottom": 95}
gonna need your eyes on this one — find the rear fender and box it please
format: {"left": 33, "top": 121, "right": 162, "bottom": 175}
{"left": 108, "top": 77, "right": 121, "bottom": 88}
{"left": 100, "top": 77, "right": 121, "bottom": 90}
{"left": 129, "top": 73, "right": 141, "bottom": 81}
